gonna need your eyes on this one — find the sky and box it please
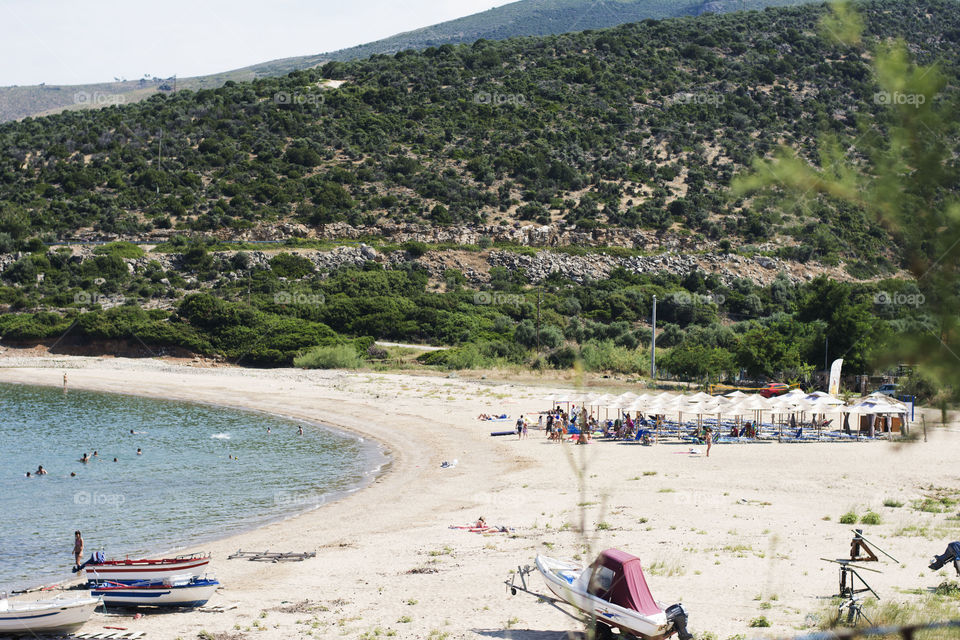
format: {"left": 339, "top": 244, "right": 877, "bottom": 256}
{"left": 1, "top": 0, "right": 515, "bottom": 87}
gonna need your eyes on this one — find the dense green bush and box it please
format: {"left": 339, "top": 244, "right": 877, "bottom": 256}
{"left": 294, "top": 344, "right": 363, "bottom": 369}
{"left": 93, "top": 242, "right": 145, "bottom": 259}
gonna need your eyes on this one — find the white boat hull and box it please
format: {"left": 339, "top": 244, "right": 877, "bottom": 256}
{"left": 0, "top": 596, "right": 99, "bottom": 634}
{"left": 85, "top": 556, "right": 210, "bottom": 583}
{"left": 91, "top": 580, "right": 218, "bottom": 608}
{"left": 536, "top": 555, "right": 672, "bottom": 639}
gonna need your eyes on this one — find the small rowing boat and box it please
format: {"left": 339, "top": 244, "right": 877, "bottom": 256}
{"left": 83, "top": 552, "right": 211, "bottom": 583}
{"left": 0, "top": 593, "right": 100, "bottom": 634}
{"left": 90, "top": 574, "right": 219, "bottom": 608}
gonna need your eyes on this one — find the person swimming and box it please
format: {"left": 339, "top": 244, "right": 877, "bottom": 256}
{"left": 37, "top": 465, "right": 48, "bottom": 475}
{"left": 80, "top": 453, "right": 90, "bottom": 463}
{"left": 136, "top": 448, "right": 142, "bottom": 455}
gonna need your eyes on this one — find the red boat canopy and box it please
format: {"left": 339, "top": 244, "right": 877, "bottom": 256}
{"left": 587, "top": 549, "right": 661, "bottom": 616}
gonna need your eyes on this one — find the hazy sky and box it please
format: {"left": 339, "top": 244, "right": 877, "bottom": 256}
{"left": 1, "top": 0, "right": 515, "bottom": 87}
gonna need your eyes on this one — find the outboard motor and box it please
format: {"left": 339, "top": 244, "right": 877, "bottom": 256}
{"left": 929, "top": 541, "right": 960, "bottom": 576}
{"left": 666, "top": 603, "right": 692, "bottom": 640}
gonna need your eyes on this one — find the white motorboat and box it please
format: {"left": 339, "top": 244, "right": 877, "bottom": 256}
{"left": 0, "top": 593, "right": 100, "bottom": 634}
{"left": 533, "top": 549, "right": 691, "bottom": 639}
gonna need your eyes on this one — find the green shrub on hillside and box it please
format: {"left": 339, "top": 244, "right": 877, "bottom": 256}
{"left": 295, "top": 344, "right": 363, "bottom": 369}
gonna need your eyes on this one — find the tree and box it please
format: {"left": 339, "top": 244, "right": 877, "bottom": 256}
{"left": 734, "top": 0, "right": 960, "bottom": 399}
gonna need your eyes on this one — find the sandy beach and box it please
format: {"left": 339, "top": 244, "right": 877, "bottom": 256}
{"left": 1, "top": 353, "right": 958, "bottom": 640}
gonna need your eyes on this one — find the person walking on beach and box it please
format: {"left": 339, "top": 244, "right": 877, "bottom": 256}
{"left": 705, "top": 428, "right": 713, "bottom": 457}
{"left": 522, "top": 421, "right": 528, "bottom": 439}
{"left": 516, "top": 415, "right": 524, "bottom": 439}
{"left": 73, "top": 531, "right": 84, "bottom": 569}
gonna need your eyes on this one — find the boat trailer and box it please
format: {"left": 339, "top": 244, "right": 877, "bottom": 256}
{"left": 505, "top": 565, "right": 586, "bottom": 624}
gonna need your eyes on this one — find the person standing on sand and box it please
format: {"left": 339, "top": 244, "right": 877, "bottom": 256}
{"left": 73, "top": 531, "right": 84, "bottom": 568}
{"left": 705, "top": 428, "right": 713, "bottom": 457}
{"left": 516, "top": 416, "right": 524, "bottom": 439}
{"left": 522, "top": 421, "right": 528, "bottom": 439}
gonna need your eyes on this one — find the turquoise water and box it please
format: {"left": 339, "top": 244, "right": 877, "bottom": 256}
{"left": 0, "top": 382, "right": 387, "bottom": 591}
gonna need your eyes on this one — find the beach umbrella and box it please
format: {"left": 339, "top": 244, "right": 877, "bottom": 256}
{"left": 686, "top": 391, "right": 715, "bottom": 403}
{"left": 724, "top": 390, "right": 748, "bottom": 399}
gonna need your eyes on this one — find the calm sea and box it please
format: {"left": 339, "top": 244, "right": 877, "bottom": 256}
{"left": 0, "top": 382, "right": 387, "bottom": 590}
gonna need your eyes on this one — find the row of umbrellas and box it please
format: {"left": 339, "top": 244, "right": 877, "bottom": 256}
{"left": 545, "top": 389, "right": 910, "bottom": 420}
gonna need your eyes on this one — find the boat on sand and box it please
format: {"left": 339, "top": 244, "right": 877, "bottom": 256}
{"left": 90, "top": 574, "right": 219, "bottom": 608}
{"left": 510, "top": 549, "right": 691, "bottom": 640}
{"left": 82, "top": 552, "right": 211, "bottom": 583}
{"left": 0, "top": 593, "right": 100, "bottom": 634}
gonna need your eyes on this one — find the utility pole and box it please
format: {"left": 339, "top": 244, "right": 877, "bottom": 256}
{"left": 824, "top": 336, "right": 829, "bottom": 389}
{"left": 536, "top": 286, "right": 541, "bottom": 353}
{"left": 650, "top": 295, "right": 657, "bottom": 380}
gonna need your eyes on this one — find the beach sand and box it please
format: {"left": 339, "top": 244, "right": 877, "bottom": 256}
{"left": 1, "top": 354, "right": 958, "bottom": 640}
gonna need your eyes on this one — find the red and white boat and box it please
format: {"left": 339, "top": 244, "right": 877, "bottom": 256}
{"left": 84, "top": 553, "right": 211, "bottom": 584}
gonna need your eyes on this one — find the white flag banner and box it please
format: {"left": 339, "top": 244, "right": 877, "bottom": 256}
{"left": 828, "top": 358, "right": 843, "bottom": 395}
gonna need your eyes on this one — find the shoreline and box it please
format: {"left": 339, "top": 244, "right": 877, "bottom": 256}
{"left": 1, "top": 355, "right": 958, "bottom": 640}
{"left": 2, "top": 378, "right": 393, "bottom": 594}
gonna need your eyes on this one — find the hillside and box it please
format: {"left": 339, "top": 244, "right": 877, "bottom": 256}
{"left": 0, "top": 0, "right": 820, "bottom": 122}
{"left": 3, "top": 0, "right": 958, "bottom": 272}
{"left": 0, "top": 0, "right": 950, "bottom": 380}
{"left": 317, "top": 0, "right": 819, "bottom": 62}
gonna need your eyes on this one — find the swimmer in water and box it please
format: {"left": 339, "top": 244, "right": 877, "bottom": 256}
{"left": 298, "top": 425, "right": 303, "bottom": 436}
{"left": 136, "top": 448, "right": 142, "bottom": 456}
{"left": 80, "top": 453, "right": 89, "bottom": 463}
{"left": 37, "top": 465, "right": 48, "bottom": 475}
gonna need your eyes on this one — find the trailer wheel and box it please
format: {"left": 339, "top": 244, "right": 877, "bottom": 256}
{"left": 510, "top": 587, "right": 517, "bottom": 596}
{"left": 593, "top": 622, "right": 614, "bottom": 640}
